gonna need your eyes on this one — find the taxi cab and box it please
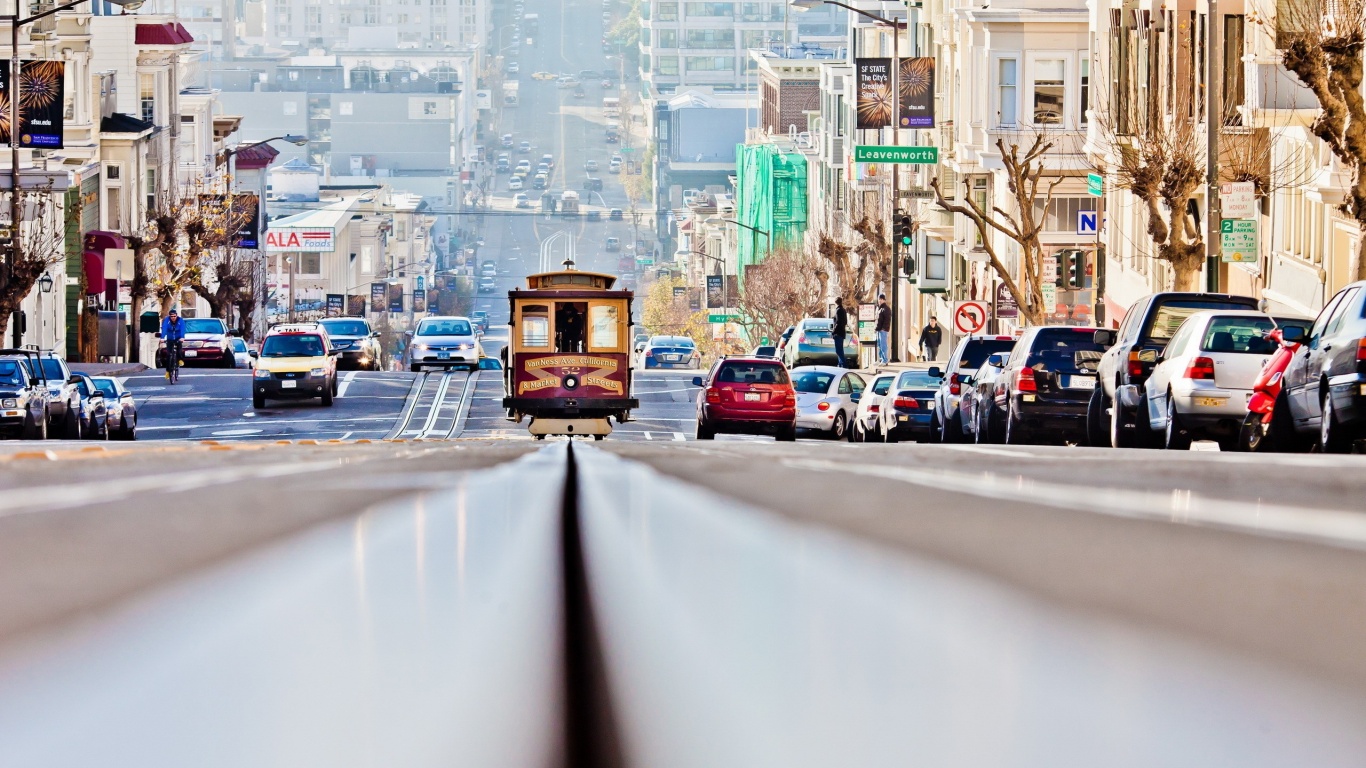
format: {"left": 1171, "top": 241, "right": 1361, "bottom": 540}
{"left": 252, "top": 323, "right": 338, "bottom": 409}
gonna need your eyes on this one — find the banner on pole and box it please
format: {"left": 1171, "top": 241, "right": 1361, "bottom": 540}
{"left": 898, "top": 57, "right": 935, "bottom": 128}
{"left": 856, "top": 58, "right": 893, "bottom": 129}
{"left": 0, "top": 60, "right": 65, "bottom": 148}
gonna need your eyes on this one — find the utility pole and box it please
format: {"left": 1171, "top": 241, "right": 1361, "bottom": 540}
{"left": 1204, "top": 0, "right": 1222, "bottom": 293}
{"left": 889, "top": 19, "right": 902, "bottom": 362}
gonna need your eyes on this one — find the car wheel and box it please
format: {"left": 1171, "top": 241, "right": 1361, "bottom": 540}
{"left": 253, "top": 393, "right": 266, "bottom": 409}
{"left": 1003, "top": 405, "right": 1027, "bottom": 445}
{"left": 1163, "top": 394, "right": 1192, "bottom": 450}
{"left": 332, "top": 376, "right": 339, "bottom": 396}
{"left": 776, "top": 424, "right": 797, "bottom": 442}
{"left": 1086, "top": 386, "right": 1109, "bottom": 448}
{"left": 695, "top": 419, "right": 715, "bottom": 440}
{"left": 124, "top": 417, "right": 138, "bottom": 441}
{"left": 61, "top": 407, "right": 81, "bottom": 440}
{"left": 321, "top": 386, "right": 334, "bottom": 406}
{"left": 1109, "top": 392, "right": 1136, "bottom": 448}
{"left": 21, "top": 409, "right": 42, "bottom": 440}
{"left": 1320, "top": 390, "right": 1351, "bottom": 453}
{"left": 830, "top": 411, "right": 847, "bottom": 440}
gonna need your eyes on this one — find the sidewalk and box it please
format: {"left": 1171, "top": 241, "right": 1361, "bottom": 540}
{"left": 70, "top": 362, "right": 150, "bottom": 377}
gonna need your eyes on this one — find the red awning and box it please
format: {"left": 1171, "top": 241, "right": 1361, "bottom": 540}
{"left": 83, "top": 230, "right": 126, "bottom": 253}
{"left": 83, "top": 251, "right": 105, "bottom": 297}
{"left": 135, "top": 22, "right": 194, "bottom": 45}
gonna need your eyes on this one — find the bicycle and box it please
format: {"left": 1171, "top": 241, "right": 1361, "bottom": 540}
{"left": 164, "top": 339, "right": 182, "bottom": 384}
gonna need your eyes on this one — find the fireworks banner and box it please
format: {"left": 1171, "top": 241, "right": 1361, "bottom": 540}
{"left": 899, "top": 57, "right": 936, "bottom": 128}
{"left": 0, "top": 60, "right": 65, "bottom": 148}
{"left": 347, "top": 294, "right": 367, "bottom": 316}
{"left": 856, "top": 58, "right": 893, "bottom": 130}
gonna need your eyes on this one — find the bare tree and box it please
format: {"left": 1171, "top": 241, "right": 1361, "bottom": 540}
{"left": 188, "top": 194, "right": 258, "bottom": 320}
{"left": 734, "top": 242, "right": 826, "bottom": 345}
{"left": 930, "top": 135, "right": 1061, "bottom": 325}
{"left": 1272, "top": 0, "right": 1366, "bottom": 281}
{"left": 0, "top": 189, "right": 69, "bottom": 341}
{"left": 814, "top": 220, "right": 884, "bottom": 308}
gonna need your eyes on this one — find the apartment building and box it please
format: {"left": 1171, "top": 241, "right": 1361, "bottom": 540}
{"left": 258, "top": 0, "right": 487, "bottom": 51}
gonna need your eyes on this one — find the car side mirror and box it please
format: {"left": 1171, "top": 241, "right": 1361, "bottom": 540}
{"left": 691, "top": 376, "right": 704, "bottom": 387}
{"left": 249, "top": 350, "right": 259, "bottom": 358}
{"left": 987, "top": 353, "right": 1007, "bottom": 368}
{"left": 404, "top": 330, "right": 414, "bottom": 338}
{"left": 927, "top": 366, "right": 942, "bottom": 379}
{"left": 1093, "top": 329, "right": 1117, "bottom": 348}
{"left": 66, "top": 374, "right": 81, "bottom": 385}
{"left": 851, "top": 391, "right": 862, "bottom": 403}
{"left": 1281, "top": 325, "right": 1306, "bottom": 344}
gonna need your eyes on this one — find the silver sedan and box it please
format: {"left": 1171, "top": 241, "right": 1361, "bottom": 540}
{"left": 792, "top": 366, "right": 866, "bottom": 440}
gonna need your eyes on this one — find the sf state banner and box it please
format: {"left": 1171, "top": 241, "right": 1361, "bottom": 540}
{"left": 0, "top": 60, "right": 65, "bottom": 148}
{"left": 898, "top": 57, "right": 936, "bottom": 128}
{"left": 855, "top": 58, "right": 892, "bottom": 130}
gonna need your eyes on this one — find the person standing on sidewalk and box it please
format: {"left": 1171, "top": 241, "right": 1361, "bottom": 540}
{"left": 832, "top": 298, "right": 849, "bottom": 368}
{"left": 918, "top": 315, "right": 943, "bottom": 361}
{"left": 875, "top": 294, "right": 891, "bottom": 364}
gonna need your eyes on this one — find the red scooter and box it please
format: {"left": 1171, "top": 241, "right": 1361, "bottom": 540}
{"left": 1236, "top": 326, "right": 1302, "bottom": 452}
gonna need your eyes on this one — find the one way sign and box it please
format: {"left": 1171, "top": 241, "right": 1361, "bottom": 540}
{"left": 1077, "top": 210, "right": 1100, "bottom": 235}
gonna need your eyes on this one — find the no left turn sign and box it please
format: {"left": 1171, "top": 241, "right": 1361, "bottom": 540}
{"left": 953, "top": 301, "right": 988, "bottom": 335}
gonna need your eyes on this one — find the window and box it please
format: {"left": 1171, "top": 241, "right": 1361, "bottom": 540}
{"left": 684, "top": 2, "right": 733, "bottom": 16}
{"left": 686, "top": 56, "right": 733, "bottom": 72}
{"left": 145, "top": 168, "right": 156, "bottom": 214}
{"left": 106, "top": 193, "right": 121, "bottom": 230}
{"left": 657, "top": 1, "right": 678, "bottom": 20}
{"left": 685, "top": 29, "right": 733, "bottom": 48}
{"left": 588, "top": 305, "right": 620, "bottom": 349}
{"left": 521, "top": 306, "right": 550, "bottom": 347}
{"left": 1031, "top": 59, "right": 1065, "bottom": 125}
{"left": 178, "top": 115, "right": 196, "bottom": 161}
{"left": 656, "top": 56, "right": 679, "bottom": 76}
{"left": 1033, "top": 197, "right": 1095, "bottom": 232}
{"left": 105, "top": 164, "right": 121, "bottom": 181}
{"left": 1079, "top": 58, "right": 1089, "bottom": 125}
{"left": 138, "top": 73, "right": 155, "bottom": 124}
{"left": 657, "top": 29, "right": 677, "bottom": 48}
{"left": 997, "top": 58, "right": 1017, "bottom": 126}
{"left": 301, "top": 253, "right": 322, "bottom": 274}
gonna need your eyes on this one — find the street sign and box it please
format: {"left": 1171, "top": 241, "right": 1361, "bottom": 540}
{"left": 1043, "top": 255, "right": 1058, "bottom": 282}
{"left": 707, "top": 313, "right": 739, "bottom": 323}
{"left": 898, "top": 189, "right": 935, "bottom": 199}
{"left": 1087, "top": 172, "right": 1104, "bottom": 197}
{"left": 952, "top": 301, "right": 988, "bottom": 334}
{"left": 853, "top": 146, "right": 939, "bottom": 164}
{"left": 1042, "top": 282, "right": 1058, "bottom": 310}
{"left": 1077, "top": 210, "right": 1099, "bottom": 235}
{"left": 995, "top": 283, "right": 1019, "bottom": 319}
{"left": 1220, "top": 181, "right": 1257, "bottom": 219}
{"left": 1220, "top": 219, "right": 1259, "bottom": 263}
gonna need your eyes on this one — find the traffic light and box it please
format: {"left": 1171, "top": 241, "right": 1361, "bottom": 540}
{"left": 894, "top": 213, "right": 914, "bottom": 254}
{"left": 902, "top": 254, "right": 917, "bottom": 278}
{"left": 1065, "top": 250, "right": 1085, "bottom": 289}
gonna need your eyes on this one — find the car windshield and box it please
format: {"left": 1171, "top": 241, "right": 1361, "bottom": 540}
{"left": 321, "top": 320, "right": 369, "bottom": 336}
{"left": 871, "top": 376, "right": 893, "bottom": 396}
{"left": 716, "top": 362, "right": 789, "bottom": 385}
{"left": 39, "top": 359, "right": 65, "bottom": 379}
{"left": 792, "top": 371, "right": 834, "bottom": 393}
{"left": 1201, "top": 316, "right": 1313, "bottom": 354}
{"left": 959, "top": 339, "right": 1017, "bottom": 369}
{"left": 261, "top": 334, "right": 326, "bottom": 357}
{"left": 92, "top": 378, "right": 118, "bottom": 398}
{"left": 0, "top": 360, "right": 25, "bottom": 387}
{"left": 1146, "top": 299, "right": 1258, "bottom": 340}
{"left": 895, "top": 370, "right": 941, "bottom": 390}
{"left": 418, "top": 319, "right": 473, "bottom": 336}
{"left": 229, "top": 338, "right": 249, "bottom": 352}
{"left": 183, "top": 319, "right": 226, "bottom": 335}
{"left": 1026, "top": 329, "right": 1107, "bottom": 373}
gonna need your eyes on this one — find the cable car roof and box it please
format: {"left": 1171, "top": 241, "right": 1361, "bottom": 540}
{"left": 523, "top": 270, "right": 618, "bottom": 291}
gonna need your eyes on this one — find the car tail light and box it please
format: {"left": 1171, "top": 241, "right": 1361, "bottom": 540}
{"left": 869, "top": 404, "right": 880, "bottom": 413}
{"left": 1184, "top": 356, "right": 1216, "bottom": 380}
{"left": 798, "top": 334, "right": 807, "bottom": 344}
{"left": 949, "top": 372, "right": 961, "bottom": 396}
{"left": 893, "top": 395, "right": 919, "bottom": 409}
{"left": 782, "top": 391, "right": 796, "bottom": 407}
{"left": 1128, "top": 351, "right": 1145, "bottom": 378}
{"left": 1357, "top": 338, "right": 1366, "bottom": 362}
{"left": 1015, "top": 367, "right": 1037, "bottom": 392}
{"left": 817, "top": 400, "right": 831, "bottom": 411}
{"left": 705, "top": 387, "right": 721, "bottom": 403}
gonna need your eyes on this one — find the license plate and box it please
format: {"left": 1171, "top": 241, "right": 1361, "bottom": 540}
{"left": 1064, "top": 374, "right": 1095, "bottom": 389}
{"left": 1360, "top": 384, "right": 1366, "bottom": 396}
{"left": 438, "top": 352, "right": 450, "bottom": 360}
{"left": 899, "top": 416, "right": 908, "bottom": 422}
{"left": 282, "top": 380, "right": 297, "bottom": 389}
{"left": 1194, "top": 396, "right": 1227, "bottom": 407}
{"left": 665, "top": 355, "right": 680, "bottom": 361}
{"left": 744, "top": 392, "right": 761, "bottom": 402}
{"left": 184, "top": 350, "right": 197, "bottom": 357}
{"left": 817, "top": 339, "right": 834, "bottom": 346}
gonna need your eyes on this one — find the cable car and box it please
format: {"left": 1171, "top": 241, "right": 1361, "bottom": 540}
{"left": 502, "top": 265, "right": 638, "bottom": 439}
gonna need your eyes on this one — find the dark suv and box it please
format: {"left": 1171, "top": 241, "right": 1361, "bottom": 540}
{"left": 0, "top": 349, "right": 52, "bottom": 440}
{"left": 693, "top": 358, "right": 797, "bottom": 440}
{"left": 1280, "top": 281, "right": 1366, "bottom": 452}
{"left": 1089, "top": 292, "right": 1260, "bottom": 447}
{"left": 932, "top": 334, "right": 1019, "bottom": 442}
{"left": 987, "top": 327, "right": 1106, "bottom": 445}
{"left": 319, "top": 317, "right": 384, "bottom": 371}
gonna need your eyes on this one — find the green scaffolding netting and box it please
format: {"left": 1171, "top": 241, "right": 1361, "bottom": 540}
{"left": 735, "top": 143, "right": 808, "bottom": 275}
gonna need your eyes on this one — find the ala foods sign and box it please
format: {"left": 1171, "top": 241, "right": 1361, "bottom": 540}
{"left": 266, "top": 228, "right": 335, "bottom": 252}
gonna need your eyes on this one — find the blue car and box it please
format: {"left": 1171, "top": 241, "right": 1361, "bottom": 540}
{"left": 640, "top": 335, "right": 701, "bottom": 369}
{"left": 877, "top": 366, "right": 944, "bottom": 442}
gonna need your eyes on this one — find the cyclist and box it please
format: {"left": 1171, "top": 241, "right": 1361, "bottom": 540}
{"left": 161, "top": 308, "right": 186, "bottom": 382}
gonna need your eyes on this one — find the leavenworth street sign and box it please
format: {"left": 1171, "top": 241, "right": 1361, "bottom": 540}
{"left": 1087, "top": 172, "right": 1104, "bottom": 197}
{"left": 854, "top": 146, "right": 939, "bottom": 164}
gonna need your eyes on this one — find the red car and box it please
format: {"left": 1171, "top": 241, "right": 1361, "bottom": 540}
{"left": 693, "top": 357, "right": 797, "bottom": 441}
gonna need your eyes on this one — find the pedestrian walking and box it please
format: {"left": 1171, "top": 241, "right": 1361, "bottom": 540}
{"left": 919, "top": 315, "right": 943, "bottom": 361}
{"left": 832, "top": 298, "right": 849, "bottom": 368}
{"left": 875, "top": 294, "right": 891, "bottom": 364}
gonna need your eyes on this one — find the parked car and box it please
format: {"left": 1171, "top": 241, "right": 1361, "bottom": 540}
{"left": 852, "top": 372, "right": 895, "bottom": 442}
{"left": 0, "top": 349, "right": 51, "bottom": 440}
{"left": 1141, "top": 310, "right": 1312, "bottom": 449}
{"left": 405, "top": 316, "right": 482, "bottom": 372}
{"left": 932, "top": 334, "right": 1019, "bottom": 442}
{"left": 70, "top": 373, "right": 110, "bottom": 440}
{"left": 320, "top": 317, "right": 384, "bottom": 371}
{"left": 33, "top": 352, "right": 82, "bottom": 438}
{"left": 640, "top": 335, "right": 701, "bottom": 369}
{"left": 960, "top": 357, "right": 1008, "bottom": 443}
{"left": 1280, "top": 280, "right": 1366, "bottom": 452}
{"left": 89, "top": 375, "right": 137, "bottom": 440}
{"left": 878, "top": 366, "right": 944, "bottom": 443}
{"left": 782, "top": 317, "right": 860, "bottom": 368}
{"left": 775, "top": 325, "right": 796, "bottom": 361}
{"left": 1090, "top": 292, "right": 1261, "bottom": 447}
{"left": 792, "top": 366, "right": 865, "bottom": 440}
{"left": 988, "top": 326, "right": 1106, "bottom": 445}
{"left": 693, "top": 357, "right": 797, "bottom": 441}
{"left": 228, "top": 337, "right": 255, "bottom": 369}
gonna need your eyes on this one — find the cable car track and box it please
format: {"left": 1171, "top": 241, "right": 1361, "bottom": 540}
{"left": 384, "top": 369, "right": 480, "bottom": 440}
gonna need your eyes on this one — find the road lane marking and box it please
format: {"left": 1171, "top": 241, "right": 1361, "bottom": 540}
{"left": 339, "top": 431, "right": 353, "bottom": 440}
{"left": 138, "top": 416, "right": 399, "bottom": 431}
{"left": 337, "top": 371, "right": 358, "bottom": 398}
{"left": 672, "top": 432, "right": 686, "bottom": 441}
{"left": 783, "top": 457, "right": 1366, "bottom": 552}
{"left": 642, "top": 432, "right": 654, "bottom": 440}
{"left": 211, "top": 428, "right": 264, "bottom": 436}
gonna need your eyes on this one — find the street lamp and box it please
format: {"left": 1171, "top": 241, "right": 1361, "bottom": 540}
{"left": 5, "top": 0, "right": 145, "bottom": 346}
{"left": 35, "top": 272, "right": 51, "bottom": 349}
{"left": 790, "top": 0, "right": 907, "bottom": 361}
